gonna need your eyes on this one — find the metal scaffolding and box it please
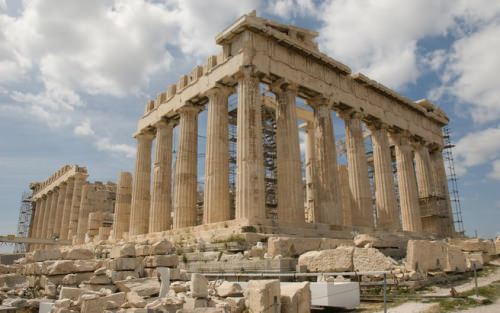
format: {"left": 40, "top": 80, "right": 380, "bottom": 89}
{"left": 443, "top": 126, "right": 465, "bottom": 235}
{"left": 14, "top": 191, "right": 33, "bottom": 253}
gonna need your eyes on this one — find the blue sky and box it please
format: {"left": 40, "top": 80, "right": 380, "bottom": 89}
{"left": 1, "top": 1, "right": 499, "bottom": 251}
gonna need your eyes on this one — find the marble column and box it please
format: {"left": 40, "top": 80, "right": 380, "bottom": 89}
{"left": 368, "top": 123, "right": 399, "bottom": 230}
{"left": 46, "top": 188, "right": 59, "bottom": 239}
{"left": 303, "top": 122, "right": 316, "bottom": 223}
{"left": 150, "top": 120, "right": 174, "bottom": 232}
{"left": 75, "top": 184, "right": 92, "bottom": 244}
{"left": 308, "top": 98, "right": 342, "bottom": 225}
{"left": 235, "top": 67, "right": 266, "bottom": 222}
{"left": 338, "top": 165, "right": 353, "bottom": 227}
{"left": 173, "top": 106, "right": 199, "bottom": 229}
{"left": 391, "top": 132, "right": 422, "bottom": 232}
{"left": 112, "top": 172, "right": 133, "bottom": 240}
{"left": 414, "top": 142, "right": 435, "bottom": 198}
{"left": 342, "top": 111, "right": 373, "bottom": 228}
{"left": 30, "top": 199, "right": 42, "bottom": 238}
{"left": 68, "top": 174, "right": 86, "bottom": 240}
{"left": 40, "top": 192, "right": 53, "bottom": 239}
{"left": 59, "top": 178, "right": 75, "bottom": 240}
{"left": 129, "top": 132, "right": 154, "bottom": 236}
{"left": 430, "top": 147, "right": 455, "bottom": 235}
{"left": 273, "top": 82, "right": 305, "bottom": 224}
{"left": 203, "top": 86, "right": 231, "bottom": 224}
{"left": 53, "top": 183, "right": 67, "bottom": 237}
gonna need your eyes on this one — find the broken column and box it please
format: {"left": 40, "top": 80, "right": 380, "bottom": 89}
{"left": 112, "top": 172, "right": 132, "bottom": 241}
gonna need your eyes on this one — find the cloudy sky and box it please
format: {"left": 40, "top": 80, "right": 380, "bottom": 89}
{"left": 1, "top": 0, "right": 499, "bottom": 248}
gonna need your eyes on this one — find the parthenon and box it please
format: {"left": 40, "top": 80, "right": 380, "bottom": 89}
{"left": 26, "top": 12, "right": 455, "bottom": 248}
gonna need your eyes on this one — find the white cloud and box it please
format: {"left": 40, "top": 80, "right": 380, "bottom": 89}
{"left": 454, "top": 126, "right": 500, "bottom": 177}
{"left": 96, "top": 138, "right": 135, "bottom": 158}
{"left": 490, "top": 160, "right": 500, "bottom": 181}
{"left": 432, "top": 21, "right": 500, "bottom": 124}
{"left": 267, "top": 0, "right": 317, "bottom": 19}
{"left": 74, "top": 119, "right": 95, "bottom": 137}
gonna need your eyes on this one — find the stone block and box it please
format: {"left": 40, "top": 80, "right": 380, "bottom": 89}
{"left": 465, "top": 252, "right": 484, "bottom": 270}
{"left": 224, "top": 297, "right": 245, "bottom": 313}
{"left": 184, "top": 297, "right": 208, "bottom": 309}
{"left": 46, "top": 260, "right": 99, "bottom": 275}
{"left": 216, "top": 281, "right": 243, "bottom": 297}
{"left": 135, "top": 245, "right": 151, "bottom": 256}
{"left": 64, "top": 247, "right": 94, "bottom": 260}
{"left": 444, "top": 245, "right": 467, "bottom": 272}
{"left": 405, "top": 240, "right": 447, "bottom": 272}
{"left": 449, "top": 238, "right": 496, "bottom": 255}
{"left": 110, "top": 243, "right": 136, "bottom": 258}
{"left": 107, "top": 270, "right": 140, "bottom": 283}
{"left": 190, "top": 273, "right": 209, "bottom": 298}
{"left": 143, "top": 255, "right": 178, "bottom": 268}
{"left": 106, "top": 257, "right": 141, "bottom": 271}
{"left": 151, "top": 240, "right": 173, "bottom": 255}
{"left": 89, "top": 274, "right": 112, "bottom": 285}
{"left": 354, "top": 233, "right": 406, "bottom": 249}
{"left": 244, "top": 280, "right": 281, "bottom": 313}
{"left": 59, "top": 287, "right": 83, "bottom": 300}
{"left": 126, "top": 291, "right": 146, "bottom": 308}
{"left": 60, "top": 272, "right": 94, "bottom": 285}
{"left": 0, "top": 273, "right": 28, "bottom": 289}
{"left": 495, "top": 237, "right": 500, "bottom": 255}
{"left": 298, "top": 247, "right": 354, "bottom": 272}
{"left": 280, "top": 282, "right": 311, "bottom": 313}
{"left": 33, "top": 249, "right": 62, "bottom": 262}
{"left": 353, "top": 248, "right": 395, "bottom": 272}
{"left": 115, "top": 277, "right": 160, "bottom": 297}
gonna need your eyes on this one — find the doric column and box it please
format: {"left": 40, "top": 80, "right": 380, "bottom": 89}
{"left": 391, "top": 132, "right": 422, "bottom": 232}
{"left": 46, "top": 188, "right": 59, "bottom": 239}
{"left": 203, "top": 86, "right": 232, "bottom": 224}
{"left": 129, "top": 131, "right": 154, "bottom": 236}
{"left": 59, "top": 178, "right": 75, "bottom": 240}
{"left": 414, "top": 141, "right": 435, "bottom": 198}
{"left": 173, "top": 105, "right": 199, "bottom": 229}
{"left": 273, "top": 81, "right": 305, "bottom": 224}
{"left": 75, "top": 183, "right": 92, "bottom": 244}
{"left": 430, "top": 147, "right": 455, "bottom": 235}
{"left": 53, "top": 183, "right": 67, "bottom": 237}
{"left": 235, "top": 67, "right": 266, "bottom": 222}
{"left": 150, "top": 120, "right": 174, "bottom": 232}
{"left": 33, "top": 196, "right": 47, "bottom": 249}
{"left": 303, "top": 122, "right": 316, "bottom": 223}
{"left": 112, "top": 172, "right": 133, "bottom": 240}
{"left": 40, "top": 193, "right": 52, "bottom": 239}
{"left": 368, "top": 122, "right": 399, "bottom": 230}
{"left": 30, "top": 199, "right": 42, "bottom": 238}
{"left": 338, "top": 165, "right": 353, "bottom": 227}
{"left": 67, "top": 174, "right": 86, "bottom": 240}
{"left": 307, "top": 98, "right": 342, "bottom": 225}
{"left": 341, "top": 111, "right": 373, "bottom": 228}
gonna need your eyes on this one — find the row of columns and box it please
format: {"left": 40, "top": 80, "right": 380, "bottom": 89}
{"left": 127, "top": 68, "right": 452, "bottom": 237}
{"left": 29, "top": 174, "right": 86, "bottom": 249}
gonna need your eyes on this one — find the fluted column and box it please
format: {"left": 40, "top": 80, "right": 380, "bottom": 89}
{"left": 414, "top": 142, "right": 435, "bottom": 198}
{"left": 308, "top": 98, "right": 342, "bottom": 225}
{"left": 203, "top": 86, "right": 232, "bottom": 224}
{"left": 430, "top": 147, "right": 455, "bottom": 235}
{"left": 112, "top": 172, "right": 133, "bottom": 240}
{"left": 53, "top": 183, "right": 67, "bottom": 237}
{"left": 59, "top": 178, "right": 75, "bottom": 240}
{"left": 338, "top": 165, "right": 353, "bottom": 227}
{"left": 273, "top": 82, "right": 305, "bottom": 224}
{"left": 235, "top": 67, "right": 266, "bottom": 222}
{"left": 33, "top": 196, "right": 47, "bottom": 249}
{"left": 129, "top": 132, "right": 154, "bottom": 236}
{"left": 303, "top": 122, "right": 316, "bottom": 223}
{"left": 46, "top": 188, "right": 59, "bottom": 239}
{"left": 68, "top": 174, "right": 86, "bottom": 240}
{"left": 40, "top": 193, "right": 52, "bottom": 239}
{"left": 391, "top": 132, "right": 422, "bottom": 232}
{"left": 173, "top": 106, "right": 199, "bottom": 228}
{"left": 75, "top": 184, "right": 92, "bottom": 244}
{"left": 30, "top": 199, "right": 42, "bottom": 238}
{"left": 150, "top": 120, "right": 174, "bottom": 232}
{"left": 368, "top": 123, "right": 399, "bottom": 230}
{"left": 342, "top": 111, "right": 373, "bottom": 228}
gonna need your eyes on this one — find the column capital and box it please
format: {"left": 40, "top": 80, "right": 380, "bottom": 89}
{"left": 153, "top": 118, "right": 175, "bottom": 130}
{"left": 306, "top": 96, "right": 332, "bottom": 109}
{"left": 135, "top": 130, "right": 155, "bottom": 140}
{"left": 177, "top": 103, "right": 202, "bottom": 116}
{"left": 365, "top": 118, "right": 389, "bottom": 131}
{"left": 205, "top": 84, "right": 234, "bottom": 99}
{"left": 235, "top": 65, "right": 259, "bottom": 81}
{"left": 338, "top": 109, "right": 363, "bottom": 121}
{"left": 269, "top": 78, "right": 299, "bottom": 94}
